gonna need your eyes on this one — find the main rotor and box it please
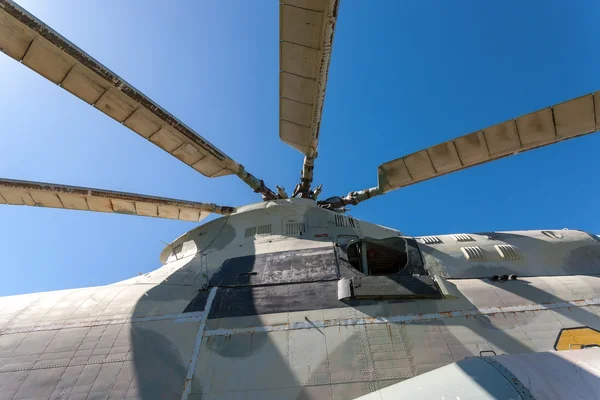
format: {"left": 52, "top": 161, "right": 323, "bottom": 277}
{"left": 0, "top": 0, "right": 599, "bottom": 222}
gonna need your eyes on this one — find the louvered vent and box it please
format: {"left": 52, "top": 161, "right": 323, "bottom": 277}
{"left": 286, "top": 222, "right": 306, "bottom": 236}
{"left": 245, "top": 224, "right": 271, "bottom": 238}
{"left": 335, "top": 214, "right": 343, "bottom": 227}
{"left": 461, "top": 246, "right": 485, "bottom": 261}
{"left": 418, "top": 236, "right": 442, "bottom": 244}
{"left": 453, "top": 234, "right": 475, "bottom": 242}
{"left": 495, "top": 244, "right": 519, "bottom": 260}
{"left": 257, "top": 224, "right": 272, "bottom": 235}
{"left": 334, "top": 214, "right": 356, "bottom": 228}
{"left": 542, "top": 230, "right": 563, "bottom": 239}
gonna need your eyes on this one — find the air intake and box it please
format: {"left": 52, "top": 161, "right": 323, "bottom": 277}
{"left": 334, "top": 214, "right": 356, "bottom": 228}
{"left": 418, "top": 236, "right": 442, "bottom": 244}
{"left": 245, "top": 224, "right": 272, "bottom": 237}
{"left": 495, "top": 244, "right": 519, "bottom": 260}
{"left": 461, "top": 246, "right": 485, "bottom": 261}
{"left": 286, "top": 222, "right": 306, "bottom": 236}
{"left": 453, "top": 234, "right": 475, "bottom": 242}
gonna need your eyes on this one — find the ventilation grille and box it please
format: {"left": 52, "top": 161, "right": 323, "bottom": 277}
{"left": 461, "top": 246, "right": 485, "bottom": 261}
{"left": 418, "top": 236, "right": 442, "bottom": 244}
{"left": 335, "top": 214, "right": 356, "bottom": 228}
{"left": 495, "top": 244, "right": 519, "bottom": 260}
{"left": 258, "top": 224, "right": 272, "bottom": 235}
{"left": 285, "top": 222, "right": 306, "bottom": 236}
{"left": 453, "top": 234, "right": 475, "bottom": 242}
{"left": 542, "top": 230, "right": 563, "bottom": 239}
{"left": 245, "top": 224, "right": 272, "bottom": 238}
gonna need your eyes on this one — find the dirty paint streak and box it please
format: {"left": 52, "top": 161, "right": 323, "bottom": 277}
{"left": 203, "top": 296, "right": 600, "bottom": 337}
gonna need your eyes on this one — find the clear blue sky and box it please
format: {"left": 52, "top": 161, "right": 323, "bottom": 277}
{"left": 1, "top": 0, "right": 599, "bottom": 296}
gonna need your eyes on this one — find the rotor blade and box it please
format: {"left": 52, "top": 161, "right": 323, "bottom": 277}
{"left": 342, "top": 92, "right": 600, "bottom": 206}
{"left": 279, "top": 0, "right": 340, "bottom": 194}
{"left": 0, "top": 1, "right": 276, "bottom": 200}
{"left": 0, "top": 178, "right": 235, "bottom": 222}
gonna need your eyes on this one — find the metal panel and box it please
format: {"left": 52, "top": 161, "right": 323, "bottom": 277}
{"left": 280, "top": 5, "right": 323, "bottom": 49}
{"left": 148, "top": 126, "right": 185, "bottom": 152}
{"left": 0, "top": 317, "right": 201, "bottom": 399}
{"left": 280, "top": 41, "right": 319, "bottom": 78}
{"left": 0, "top": 9, "right": 34, "bottom": 59}
{"left": 22, "top": 36, "right": 73, "bottom": 84}
{"left": 325, "top": 325, "right": 371, "bottom": 383}
{"left": 208, "top": 247, "right": 339, "bottom": 288}
{"left": 280, "top": 72, "right": 316, "bottom": 105}
{"left": 516, "top": 107, "right": 556, "bottom": 147}
{"left": 0, "top": 178, "right": 233, "bottom": 221}
{"left": 554, "top": 94, "right": 597, "bottom": 138}
{"left": 493, "top": 350, "right": 600, "bottom": 400}
{"left": 280, "top": 120, "right": 312, "bottom": 154}
{"left": 454, "top": 131, "right": 489, "bottom": 165}
{"left": 288, "top": 328, "right": 330, "bottom": 385}
{"left": 95, "top": 89, "right": 137, "bottom": 122}
{"left": 357, "top": 357, "right": 521, "bottom": 400}
{"left": 403, "top": 151, "right": 436, "bottom": 181}
{"left": 420, "top": 229, "right": 600, "bottom": 278}
{"left": 483, "top": 120, "right": 521, "bottom": 157}
{"left": 208, "top": 281, "right": 342, "bottom": 318}
{"left": 61, "top": 64, "right": 108, "bottom": 104}
{"left": 378, "top": 92, "right": 600, "bottom": 193}
{"left": 428, "top": 141, "right": 462, "bottom": 173}
{"left": 349, "top": 276, "right": 440, "bottom": 299}
{"left": 58, "top": 193, "right": 88, "bottom": 210}
{"left": 281, "top": 98, "right": 313, "bottom": 128}
{"left": 192, "top": 155, "right": 225, "bottom": 177}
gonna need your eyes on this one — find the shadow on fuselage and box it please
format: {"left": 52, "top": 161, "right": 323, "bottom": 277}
{"left": 128, "top": 217, "right": 300, "bottom": 399}
{"left": 128, "top": 225, "right": 600, "bottom": 399}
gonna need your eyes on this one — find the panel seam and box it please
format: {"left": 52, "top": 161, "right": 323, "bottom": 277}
{"left": 181, "top": 287, "right": 217, "bottom": 399}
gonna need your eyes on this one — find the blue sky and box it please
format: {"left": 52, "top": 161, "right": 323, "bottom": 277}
{"left": 1, "top": 0, "right": 599, "bottom": 296}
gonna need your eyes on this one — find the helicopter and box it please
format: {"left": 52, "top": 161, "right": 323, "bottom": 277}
{"left": 1, "top": 0, "right": 600, "bottom": 399}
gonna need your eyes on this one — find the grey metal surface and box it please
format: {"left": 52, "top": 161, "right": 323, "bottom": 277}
{"left": 208, "top": 247, "right": 340, "bottom": 287}
{"left": 493, "top": 349, "right": 600, "bottom": 399}
{"left": 0, "top": 199, "right": 599, "bottom": 398}
{"left": 0, "top": 318, "right": 199, "bottom": 399}
{"left": 356, "top": 357, "right": 523, "bottom": 400}
{"left": 418, "top": 229, "right": 600, "bottom": 278}
{"left": 350, "top": 275, "right": 440, "bottom": 299}
{"left": 358, "top": 349, "right": 600, "bottom": 400}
